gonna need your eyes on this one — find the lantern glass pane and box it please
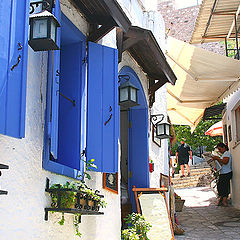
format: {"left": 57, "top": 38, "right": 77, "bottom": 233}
{"left": 130, "top": 87, "right": 137, "bottom": 102}
{"left": 165, "top": 124, "right": 170, "bottom": 136}
{"left": 33, "top": 19, "right": 48, "bottom": 39}
{"left": 157, "top": 123, "right": 165, "bottom": 135}
{"left": 120, "top": 87, "right": 128, "bottom": 102}
{"left": 50, "top": 20, "right": 56, "bottom": 41}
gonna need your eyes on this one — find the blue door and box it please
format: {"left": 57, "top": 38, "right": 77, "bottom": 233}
{"left": 128, "top": 108, "right": 149, "bottom": 209}
{"left": 0, "top": 0, "right": 30, "bottom": 138}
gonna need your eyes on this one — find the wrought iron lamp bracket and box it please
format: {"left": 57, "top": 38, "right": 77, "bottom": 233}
{"left": 118, "top": 74, "right": 130, "bottom": 83}
{"left": 30, "top": 0, "right": 54, "bottom": 14}
{"left": 150, "top": 114, "right": 164, "bottom": 128}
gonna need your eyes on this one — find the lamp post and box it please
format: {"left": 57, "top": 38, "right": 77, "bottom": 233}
{"left": 150, "top": 114, "right": 170, "bottom": 139}
{"left": 118, "top": 75, "right": 139, "bottom": 109}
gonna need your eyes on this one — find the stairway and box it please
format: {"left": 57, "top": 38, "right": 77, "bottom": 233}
{"left": 172, "top": 167, "right": 213, "bottom": 189}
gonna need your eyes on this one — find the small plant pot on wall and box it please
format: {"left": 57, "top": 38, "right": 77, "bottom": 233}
{"left": 149, "top": 163, "right": 154, "bottom": 173}
{"left": 44, "top": 178, "right": 106, "bottom": 237}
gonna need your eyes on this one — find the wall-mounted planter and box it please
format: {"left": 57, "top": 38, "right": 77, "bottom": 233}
{"left": 149, "top": 163, "right": 154, "bottom": 173}
{"left": 0, "top": 164, "right": 9, "bottom": 195}
{"left": 44, "top": 178, "right": 105, "bottom": 221}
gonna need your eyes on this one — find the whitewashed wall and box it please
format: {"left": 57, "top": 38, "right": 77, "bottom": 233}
{"left": 225, "top": 89, "right": 240, "bottom": 209}
{"left": 0, "top": 0, "right": 169, "bottom": 239}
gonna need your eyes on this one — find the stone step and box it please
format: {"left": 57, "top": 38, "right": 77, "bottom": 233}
{"left": 171, "top": 167, "right": 213, "bottom": 189}
{"left": 173, "top": 182, "right": 211, "bottom": 189}
{"left": 173, "top": 169, "right": 211, "bottom": 179}
{"left": 172, "top": 176, "right": 201, "bottom": 184}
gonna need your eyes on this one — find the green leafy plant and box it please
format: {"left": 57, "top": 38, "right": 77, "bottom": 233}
{"left": 80, "top": 158, "right": 97, "bottom": 180}
{"left": 50, "top": 180, "right": 107, "bottom": 238}
{"left": 121, "top": 213, "right": 152, "bottom": 240}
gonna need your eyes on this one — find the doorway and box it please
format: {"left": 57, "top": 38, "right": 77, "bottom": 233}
{"left": 119, "top": 67, "right": 149, "bottom": 226}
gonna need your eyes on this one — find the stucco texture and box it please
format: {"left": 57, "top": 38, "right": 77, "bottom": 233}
{"left": 0, "top": 0, "right": 169, "bottom": 239}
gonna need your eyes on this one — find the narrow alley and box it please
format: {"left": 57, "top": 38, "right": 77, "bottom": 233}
{"left": 175, "top": 187, "right": 240, "bottom": 240}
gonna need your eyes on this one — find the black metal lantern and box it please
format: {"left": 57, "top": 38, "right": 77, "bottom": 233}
{"left": 150, "top": 114, "right": 171, "bottom": 139}
{"left": 119, "top": 81, "right": 139, "bottom": 108}
{"left": 29, "top": 10, "right": 60, "bottom": 51}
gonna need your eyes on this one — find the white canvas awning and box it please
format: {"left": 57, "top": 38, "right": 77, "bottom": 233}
{"left": 166, "top": 37, "right": 240, "bottom": 129}
{"left": 191, "top": 0, "right": 240, "bottom": 44}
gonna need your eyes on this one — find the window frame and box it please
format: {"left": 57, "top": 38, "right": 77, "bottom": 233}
{"left": 43, "top": 13, "right": 87, "bottom": 179}
{"left": 235, "top": 105, "right": 240, "bottom": 143}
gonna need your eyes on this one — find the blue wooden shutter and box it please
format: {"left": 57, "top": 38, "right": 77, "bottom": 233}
{"left": 58, "top": 43, "right": 83, "bottom": 170}
{"left": 0, "top": 0, "right": 30, "bottom": 138}
{"left": 87, "top": 42, "right": 119, "bottom": 173}
{"left": 49, "top": 0, "right": 61, "bottom": 159}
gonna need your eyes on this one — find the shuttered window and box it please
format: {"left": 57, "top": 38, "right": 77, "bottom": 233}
{"left": 43, "top": 10, "right": 86, "bottom": 178}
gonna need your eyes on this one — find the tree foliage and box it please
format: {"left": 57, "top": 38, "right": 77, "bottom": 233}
{"left": 171, "top": 118, "right": 222, "bottom": 155}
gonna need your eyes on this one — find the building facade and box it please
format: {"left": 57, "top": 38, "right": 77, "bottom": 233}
{"left": 0, "top": 0, "right": 176, "bottom": 239}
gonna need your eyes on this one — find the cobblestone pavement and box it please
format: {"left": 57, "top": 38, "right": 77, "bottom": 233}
{"left": 174, "top": 187, "right": 240, "bottom": 240}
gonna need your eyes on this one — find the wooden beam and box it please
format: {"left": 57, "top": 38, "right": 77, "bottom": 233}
{"left": 149, "top": 79, "right": 165, "bottom": 95}
{"left": 116, "top": 28, "right": 124, "bottom": 63}
{"left": 122, "top": 37, "right": 141, "bottom": 51}
{"left": 103, "top": 0, "right": 131, "bottom": 32}
{"left": 132, "top": 187, "right": 168, "bottom": 192}
{"left": 71, "top": 0, "right": 96, "bottom": 23}
{"left": 88, "top": 25, "right": 114, "bottom": 42}
{"left": 148, "top": 78, "right": 156, "bottom": 108}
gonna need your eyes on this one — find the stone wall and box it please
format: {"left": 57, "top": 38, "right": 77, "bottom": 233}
{"left": 157, "top": 0, "right": 225, "bottom": 55}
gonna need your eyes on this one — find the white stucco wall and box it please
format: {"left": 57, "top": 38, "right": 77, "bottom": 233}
{"left": 225, "top": 89, "right": 240, "bottom": 209}
{"left": 0, "top": 0, "right": 169, "bottom": 239}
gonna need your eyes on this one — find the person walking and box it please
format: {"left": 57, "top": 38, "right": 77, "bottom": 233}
{"left": 176, "top": 139, "right": 192, "bottom": 178}
{"left": 212, "top": 142, "right": 232, "bottom": 207}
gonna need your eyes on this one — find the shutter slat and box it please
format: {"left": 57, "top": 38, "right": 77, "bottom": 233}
{"left": 87, "top": 42, "right": 118, "bottom": 173}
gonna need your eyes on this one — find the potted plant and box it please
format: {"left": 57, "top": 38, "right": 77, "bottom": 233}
{"left": 121, "top": 213, "right": 152, "bottom": 240}
{"left": 46, "top": 158, "right": 106, "bottom": 238}
{"left": 149, "top": 158, "right": 154, "bottom": 173}
{"left": 49, "top": 180, "right": 106, "bottom": 238}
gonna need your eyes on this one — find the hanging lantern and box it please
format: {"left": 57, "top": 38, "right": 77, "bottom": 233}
{"left": 150, "top": 114, "right": 171, "bottom": 139}
{"left": 119, "top": 81, "right": 139, "bottom": 108}
{"left": 29, "top": 10, "right": 60, "bottom": 51}
{"left": 155, "top": 121, "right": 171, "bottom": 139}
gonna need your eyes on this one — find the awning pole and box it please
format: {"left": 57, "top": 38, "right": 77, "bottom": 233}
{"left": 225, "top": 37, "right": 228, "bottom": 57}
{"left": 234, "top": 13, "right": 239, "bottom": 59}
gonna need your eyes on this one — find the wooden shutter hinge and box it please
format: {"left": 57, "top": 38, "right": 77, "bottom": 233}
{"left": 82, "top": 56, "right": 88, "bottom": 64}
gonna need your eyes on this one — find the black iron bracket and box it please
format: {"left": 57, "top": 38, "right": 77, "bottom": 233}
{"left": 44, "top": 178, "right": 104, "bottom": 221}
{"left": 118, "top": 74, "right": 130, "bottom": 83}
{"left": 30, "top": 0, "right": 54, "bottom": 14}
{"left": 0, "top": 164, "right": 9, "bottom": 195}
{"left": 150, "top": 114, "right": 164, "bottom": 127}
